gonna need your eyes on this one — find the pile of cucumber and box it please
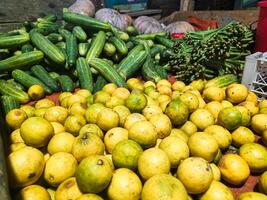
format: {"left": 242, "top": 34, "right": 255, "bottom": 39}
{"left": 0, "top": 11, "right": 171, "bottom": 110}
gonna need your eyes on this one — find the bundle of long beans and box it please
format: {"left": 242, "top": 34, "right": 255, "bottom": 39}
{"left": 164, "top": 22, "right": 254, "bottom": 83}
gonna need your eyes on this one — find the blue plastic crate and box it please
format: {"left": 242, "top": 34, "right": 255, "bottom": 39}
{"left": 105, "top": 0, "right": 147, "bottom": 10}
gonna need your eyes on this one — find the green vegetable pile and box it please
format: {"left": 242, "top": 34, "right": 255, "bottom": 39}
{"left": 162, "top": 22, "right": 254, "bottom": 83}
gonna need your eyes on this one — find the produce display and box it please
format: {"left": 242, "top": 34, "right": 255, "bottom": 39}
{"left": 2, "top": 74, "right": 267, "bottom": 200}
{"left": 0, "top": 6, "right": 266, "bottom": 200}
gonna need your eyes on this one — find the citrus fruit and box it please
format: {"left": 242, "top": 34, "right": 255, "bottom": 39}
{"left": 188, "top": 132, "right": 219, "bottom": 162}
{"left": 159, "top": 136, "right": 189, "bottom": 168}
{"left": 128, "top": 121, "right": 157, "bottom": 149}
{"left": 231, "top": 126, "right": 255, "bottom": 147}
{"left": 260, "top": 108, "right": 267, "bottom": 114}
{"left": 105, "top": 96, "right": 125, "bottom": 108}
{"left": 20, "top": 117, "right": 54, "bottom": 147}
{"left": 125, "top": 93, "right": 147, "bottom": 113}
{"left": 35, "top": 98, "right": 55, "bottom": 109}
{"left": 18, "top": 185, "right": 50, "bottom": 200}
{"left": 149, "top": 114, "right": 172, "bottom": 139}
{"left": 203, "top": 86, "right": 225, "bottom": 102}
{"left": 59, "top": 92, "right": 72, "bottom": 103}
{"left": 85, "top": 103, "right": 105, "bottom": 124}
{"left": 34, "top": 107, "right": 48, "bottom": 117}
{"left": 44, "top": 106, "right": 68, "bottom": 124}
{"left": 259, "top": 171, "right": 267, "bottom": 194}
{"left": 235, "top": 106, "right": 251, "bottom": 126}
{"left": 47, "top": 132, "right": 75, "bottom": 154}
{"left": 68, "top": 102, "right": 86, "bottom": 116}
{"left": 190, "top": 109, "right": 215, "bottom": 130}
{"left": 226, "top": 84, "right": 248, "bottom": 104}
{"left": 138, "top": 148, "right": 170, "bottom": 180}
{"left": 107, "top": 168, "right": 142, "bottom": 200}
{"left": 172, "top": 81, "right": 186, "bottom": 91}
{"left": 177, "top": 157, "right": 213, "bottom": 194}
{"left": 112, "top": 140, "right": 143, "bottom": 170}
{"left": 79, "top": 123, "right": 104, "bottom": 139}
{"left": 165, "top": 100, "right": 189, "bottom": 126}
{"left": 9, "top": 143, "right": 27, "bottom": 153}
{"left": 142, "top": 105, "right": 162, "bottom": 120}
{"left": 113, "top": 105, "right": 131, "bottom": 127}
{"left": 189, "top": 79, "right": 205, "bottom": 92}
{"left": 259, "top": 100, "right": 267, "bottom": 109}
{"left": 180, "top": 121, "right": 197, "bottom": 137}
{"left": 76, "top": 89, "right": 91, "bottom": 98}
{"left": 10, "top": 129, "right": 24, "bottom": 144}
{"left": 44, "top": 152, "right": 78, "bottom": 187}
{"left": 236, "top": 192, "right": 267, "bottom": 200}
{"left": 158, "top": 85, "right": 172, "bottom": 96}
{"left": 217, "top": 107, "right": 242, "bottom": 130}
{"left": 246, "top": 91, "right": 258, "bottom": 105}
{"left": 104, "top": 127, "right": 128, "bottom": 154}
{"left": 144, "top": 81, "right": 156, "bottom": 88}
{"left": 28, "top": 85, "right": 45, "bottom": 100}
{"left": 157, "top": 79, "right": 171, "bottom": 88}
{"left": 169, "top": 129, "right": 189, "bottom": 143}
{"left": 127, "top": 78, "right": 144, "bottom": 91}
{"left": 210, "top": 163, "right": 221, "bottom": 181}
{"left": 75, "top": 155, "right": 113, "bottom": 193}
{"left": 204, "top": 125, "right": 232, "bottom": 149}
{"left": 93, "top": 91, "right": 111, "bottom": 104}
{"left": 55, "top": 177, "right": 82, "bottom": 200}
{"left": 76, "top": 194, "right": 103, "bottom": 200}
{"left": 103, "top": 83, "right": 118, "bottom": 94}
{"left": 6, "top": 109, "right": 28, "bottom": 130}
{"left": 72, "top": 132, "right": 105, "bottom": 162}
{"left": 112, "top": 87, "right": 130, "bottom": 100}
{"left": 199, "top": 181, "right": 234, "bottom": 200}
{"left": 204, "top": 101, "right": 223, "bottom": 120}
{"left": 251, "top": 114, "right": 267, "bottom": 134}
{"left": 262, "top": 130, "right": 267, "bottom": 146}
{"left": 97, "top": 108, "right": 120, "bottom": 131}
{"left": 124, "top": 113, "right": 147, "bottom": 130}
{"left": 64, "top": 115, "right": 86, "bottom": 136}
{"left": 50, "top": 122, "right": 65, "bottom": 134}
{"left": 218, "top": 153, "right": 250, "bottom": 185}
{"left": 180, "top": 92, "right": 199, "bottom": 113}
{"left": 221, "top": 100, "right": 233, "bottom": 108}
{"left": 20, "top": 105, "right": 35, "bottom": 118}
{"left": 157, "top": 94, "right": 171, "bottom": 104}
{"left": 239, "top": 101, "right": 259, "bottom": 116}
{"left": 7, "top": 146, "right": 44, "bottom": 188}
{"left": 239, "top": 143, "right": 267, "bottom": 173}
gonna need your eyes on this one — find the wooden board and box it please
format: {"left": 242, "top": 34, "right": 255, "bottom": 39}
{"left": 160, "top": 9, "right": 259, "bottom": 27}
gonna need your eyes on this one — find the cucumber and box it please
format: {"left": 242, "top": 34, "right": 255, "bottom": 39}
{"left": 14, "top": 50, "right": 22, "bottom": 56}
{"left": 6, "top": 79, "right": 26, "bottom": 91}
{"left": 155, "top": 65, "right": 168, "bottom": 79}
{"left": 0, "top": 80, "right": 30, "bottom": 103}
{"left": 104, "top": 42, "right": 116, "bottom": 57}
{"left": 109, "top": 36, "right": 128, "bottom": 55}
{"left": 47, "top": 33, "right": 63, "bottom": 43}
{"left": 150, "top": 44, "right": 166, "bottom": 57}
{"left": 58, "top": 28, "right": 72, "bottom": 39}
{"left": 0, "top": 51, "right": 44, "bottom": 73}
{"left": 12, "top": 69, "right": 53, "bottom": 94}
{"left": 31, "top": 65, "right": 60, "bottom": 92}
{"left": 117, "top": 50, "right": 148, "bottom": 80}
{"left": 57, "top": 75, "right": 75, "bottom": 92}
{"left": 155, "top": 36, "right": 174, "bottom": 48}
{"left": 30, "top": 31, "right": 66, "bottom": 65}
{"left": 126, "top": 41, "right": 135, "bottom": 50}
{"left": 205, "top": 74, "right": 238, "bottom": 88}
{"left": 93, "top": 75, "right": 107, "bottom": 93}
{"left": 21, "top": 44, "right": 34, "bottom": 53}
{"left": 49, "top": 72, "right": 60, "bottom": 80}
{"left": 1, "top": 95, "right": 20, "bottom": 115}
{"left": 0, "top": 34, "right": 30, "bottom": 49}
{"left": 66, "top": 33, "right": 78, "bottom": 67}
{"left": 78, "top": 43, "right": 90, "bottom": 56}
{"left": 135, "top": 32, "right": 166, "bottom": 40}
{"left": 56, "top": 41, "right": 66, "bottom": 49}
{"left": 142, "top": 56, "right": 162, "bottom": 83}
{"left": 62, "top": 12, "right": 111, "bottom": 31}
{"left": 126, "top": 26, "right": 138, "bottom": 35}
{"left": 86, "top": 31, "right": 106, "bottom": 63}
{"left": 89, "top": 58, "right": 127, "bottom": 88}
{"left": 73, "top": 26, "right": 87, "bottom": 42}
{"left": 76, "top": 57, "right": 93, "bottom": 92}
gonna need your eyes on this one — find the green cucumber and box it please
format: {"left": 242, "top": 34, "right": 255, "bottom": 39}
{"left": 6, "top": 79, "right": 26, "bottom": 91}
{"left": 135, "top": 32, "right": 166, "bottom": 40}
{"left": 57, "top": 75, "right": 75, "bottom": 92}
{"left": 104, "top": 42, "right": 116, "bottom": 57}
{"left": 30, "top": 31, "right": 65, "bottom": 65}
{"left": 21, "top": 44, "right": 34, "bottom": 53}
{"left": 47, "top": 33, "right": 63, "bottom": 43}
{"left": 0, "top": 51, "right": 44, "bottom": 73}
{"left": 93, "top": 75, "right": 107, "bottom": 93}
{"left": 1, "top": 95, "right": 20, "bottom": 115}
{"left": 89, "top": 58, "right": 127, "bottom": 88}
{"left": 66, "top": 33, "right": 78, "bottom": 67}
{"left": 109, "top": 36, "right": 128, "bottom": 55}
{"left": 49, "top": 72, "right": 60, "bottom": 80}
{"left": 142, "top": 56, "right": 162, "bottom": 83}
{"left": 155, "top": 65, "right": 168, "bottom": 79}
{"left": 12, "top": 69, "right": 53, "bottom": 94}
{"left": 150, "top": 44, "right": 166, "bottom": 57}
{"left": 31, "top": 65, "right": 60, "bottom": 92}
{"left": 0, "top": 34, "right": 30, "bottom": 49}
{"left": 86, "top": 31, "right": 106, "bottom": 63}
{"left": 73, "top": 26, "right": 87, "bottom": 42}
{"left": 0, "top": 80, "right": 30, "bottom": 103}
{"left": 58, "top": 28, "right": 72, "bottom": 39}
{"left": 76, "top": 57, "right": 93, "bottom": 92}
{"left": 155, "top": 36, "right": 174, "bottom": 48}
{"left": 78, "top": 43, "right": 90, "bottom": 56}
{"left": 56, "top": 41, "right": 66, "bottom": 49}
